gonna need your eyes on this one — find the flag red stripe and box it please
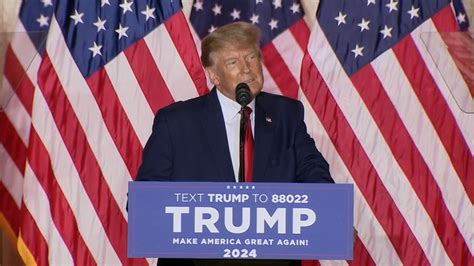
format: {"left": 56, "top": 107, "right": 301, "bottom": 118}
{"left": 352, "top": 65, "right": 470, "bottom": 265}
{"left": 37, "top": 54, "right": 147, "bottom": 266}
{"left": 289, "top": 19, "right": 310, "bottom": 51}
{"left": 349, "top": 236, "right": 376, "bottom": 266}
{"left": 4, "top": 46, "right": 34, "bottom": 115}
{"left": 124, "top": 39, "right": 175, "bottom": 113}
{"left": 0, "top": 112, "right": 27, "bottom": 171}
{"left": 261, "top": 43, "right": 299, "bottom": 99}
{"left": 27, "top": 128, "right": 96, "bottom": 265}
{"left": 165, "top": 12, "right": 209, "bottom": 96}
{"left": 0, "top": 183, "right": 20, "bottom": 234}
{"left": 300, "top": 53, "right": 429, "bottom": 265}
{"left": 392, "top": 37, "right": 474, "bottom": 203}
{"left": 87, "top": 70, "right": 142, "bottom": 178}
{"left": 20, "top": 204, "right": 49, "bottom": 266}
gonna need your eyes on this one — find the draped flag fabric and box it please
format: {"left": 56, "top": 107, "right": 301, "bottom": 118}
{"left": 0, "top": 0, "right": 472, "bottom": 265}
{"left": 301, "top": 0, "right": 473, "bottom": 265}
{"left": 0, "top": 0, "right": 207, "bottom": 264}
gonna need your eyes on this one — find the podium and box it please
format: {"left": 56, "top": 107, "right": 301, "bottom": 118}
{"left": 128, "top": 182, "right": 353, "bottom": 260}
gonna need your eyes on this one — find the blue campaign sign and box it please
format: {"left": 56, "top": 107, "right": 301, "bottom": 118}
{"left": 128, "top": 182, "right": 353, "bottom": 260}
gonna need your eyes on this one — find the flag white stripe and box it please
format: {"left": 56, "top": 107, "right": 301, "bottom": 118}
{"left": 272, "top": 30, "right": 304, "bottom": 82}
{"left": 47, "top": 16, "right": 132, "bottom": 219}
{"left": 301, "top": 93, "right": 403, "bottom": 265}
{"left": 371, "top": 48, "right": 473, "bottom": 252}
{"left": 412, "top": 20, "right": 474, "bottom": 151}
{"left": 32, "top": 86, "right": 121, "bottom": 265}
{"left": 144, "top": 24, "right": 200, "bottom": 101}
{"left": 308, "top": 21, "right": 452, "bottom": 264}
{"left": 1, "top": 78, "right": 30, "bottom": 145}
{"left": 23, "top": 163, "right": 74, "bottom": 264}
{"left": 0, "top": 145, "right": 23, "bottom": 207}
{"left": 104, "top": 53, "right": 155, "bottom": 147}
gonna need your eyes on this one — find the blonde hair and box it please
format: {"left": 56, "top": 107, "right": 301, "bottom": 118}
{"left": 201, "top": 22, "right": 262, "bottom": 67}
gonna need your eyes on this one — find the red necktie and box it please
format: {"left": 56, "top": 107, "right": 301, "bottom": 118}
{"left": 244, "top": 107, "right": 254, "bottom": 182}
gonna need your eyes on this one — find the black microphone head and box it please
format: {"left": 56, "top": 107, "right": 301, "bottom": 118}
{"left": 235, "top": 82, "right": 252, "bottom": 106}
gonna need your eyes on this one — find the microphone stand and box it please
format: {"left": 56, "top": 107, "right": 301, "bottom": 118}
{"left": 238, "top": 106, "right": 246, "bottom": 183}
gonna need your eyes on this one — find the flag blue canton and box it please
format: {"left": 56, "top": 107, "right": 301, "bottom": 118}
{"left": 317, "top": 0, "right": 451, "bottom": 75}
{"left": 190, "top": 0, "right": 304, "bottom": 46}
{"left": 53, "top": 0, "right": 182, "bottom": 78}
{"left": 19, "top": 0, "right": 55, "bottom": 54}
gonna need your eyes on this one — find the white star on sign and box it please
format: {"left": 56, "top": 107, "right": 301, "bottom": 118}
{"left": 407, "top": 5, "right": 420, "bottom": 19}
{"left": 230, "top": 9, "right": 240, "bottom": 20}
{"left": 36, "top": 14, "right": 49, "bottom": 27}
{"left": 334, "top": 11, "right": 347, "bottom": 26}
{"left": 193, "top": 0, "right": 203, "bottom": 11}
{"left": 358, "top": 18, "right": 370, "bottom": 32}
{"left": 386, "top": 0, "right": 398, "bottom": 13}
{"left": 70, "top": 9, "right": 84, "bottom": 25}
{"left": 120, "top": 0, "right": 133, "bottom": 14}
{"left": 212, "top": 4, "right": 222, "bottom": 16}
{"left": 272, "top": 0, "right": 282, "bottom": 9}
{"left": 141, "top": 5, "right": 156, "bottom": 21}
{"left": 41, "top": 0, "right": 53, "bottom": 7}
{"left": 89, "top": 42, "right": 102, "bottom": 57}
{"left": 268, "top": 19, "right": 278, "bottom": 30}
{"left": 351, "top": 44, "right": 364, "bottom": 58}
{"left": 250, "top": 13, "right": 259, "bottom": 24}
{"left": 380, "top": 25, "right": 393, "bottom": 39}
{"left": 93, "top": 17, "right": 106, "bottom": 32}
{"left": 290, "top": 3, "right": 300, "bottom": 14}
{"left": 115, "top": 24, "right": 129, "bottom": 39}
{"left": 457, "top": 13, "right": 466, "bottom": 24}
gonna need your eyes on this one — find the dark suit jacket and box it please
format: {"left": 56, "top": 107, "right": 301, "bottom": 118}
{"left": 137, "top": 88, "right": 333, "bottom": 184}
{"left": 136, "top": 89, "right": 333, "bottom": 266}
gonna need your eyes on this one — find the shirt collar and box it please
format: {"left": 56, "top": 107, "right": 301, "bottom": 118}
{"left": 216, "top": 88, "right": 255, "bottom": 122}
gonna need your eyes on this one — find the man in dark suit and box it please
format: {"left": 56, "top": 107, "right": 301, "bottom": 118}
{"left": 136, "top": 21, "right": 333, "bottom": 266}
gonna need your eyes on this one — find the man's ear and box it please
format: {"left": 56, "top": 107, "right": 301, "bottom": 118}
{"left": 205, "top": 68, "right": 220, "bottom": 86}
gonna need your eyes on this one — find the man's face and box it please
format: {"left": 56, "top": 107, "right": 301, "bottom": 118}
{"left": 206, "top": 45, "right": 264, "bottom": 101}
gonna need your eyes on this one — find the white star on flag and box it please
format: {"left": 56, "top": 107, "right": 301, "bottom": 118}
{"left": 119, "top": 0, "right": 133, "bottom": 14}
{"left": 408, "top": 5, "right": 420, "bottom": 19}
{"left": 380, "top": 24, "right": 393, "bottom": 39}
{"left": 250, "top": 13, "right": 259, "bottom": 24}
{"left": 230, "top": 9, "right": 241, "bottom": 20}
{"left": 70, "top": 9, "right": 84, "bottom": 25}
{"left": 115, "top": 24, "right": 129, "bottom": 39}
{"left": 335, "top": 11, "right": 347, "bottom": 26}
{"left": 101, "top": 0, "right": 110, "bottom": 7}
{"left": 386, "top": 0, "right": 398, "bottom": 13}
{"left": 193, "top": 0, "right": 204, "bottom": 11}
{"left": 41, "top": 0, "right": 53, "bottom": 7}
{"left": 272, "top": 0, "right": 282, "bottom": 9}
{"left": 290, "top": 3, "right": 300, "bottom": 14}
{"left": 457, "top": 13, "right": 466, "bottom": 23}
{"left": 358, "top": 18, "right": 370, "bottom": 32}
{"left": 268, "top": 18, "right": 278, "bottom": 30}
{"left": 212, "top": 4, "right": 222, "bottom": 16}
{"left": 141, "top": 5, "right": 156, "bottom": 21}
{"left": 93, "top": 17, "right": 107, "bottom": 32}
{"left": 36, "top": 14, "right": 49, "bottom": 27}
{"left": 88, "top": 42, "right": 103, "bottom": 57}
{"left": 351, "top": 44, "right": 364, "bottom": 58}
{"left": 367, "top": 0, "right": 376, "bottom": 6}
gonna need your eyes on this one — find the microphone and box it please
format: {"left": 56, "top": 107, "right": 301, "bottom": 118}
{"left": 235, "top": 83, "right": 251, "bottom": 106}
{"left": 235, "top": 83, "right": 251, "bottom": 183}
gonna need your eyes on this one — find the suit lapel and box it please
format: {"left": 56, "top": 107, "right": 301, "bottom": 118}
{"left": 254, "top": 93, "right": 276, "bottom": 180}
{"left": 202, "top": 89, "right": 235, "bottom": 181}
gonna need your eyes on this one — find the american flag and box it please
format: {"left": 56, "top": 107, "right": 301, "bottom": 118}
{"left": 0, "top": 0, "right": 472, "bottom": 265}
{"left": 1, "top": 0, "right": 206, "bottom": 264}
{"left": 301, "top": 0, "right": 473, "bottom": 265}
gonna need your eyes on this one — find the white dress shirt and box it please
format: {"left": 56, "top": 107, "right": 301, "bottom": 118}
{"left": 216, "top": 89, "right": 255, "bottom": 182}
